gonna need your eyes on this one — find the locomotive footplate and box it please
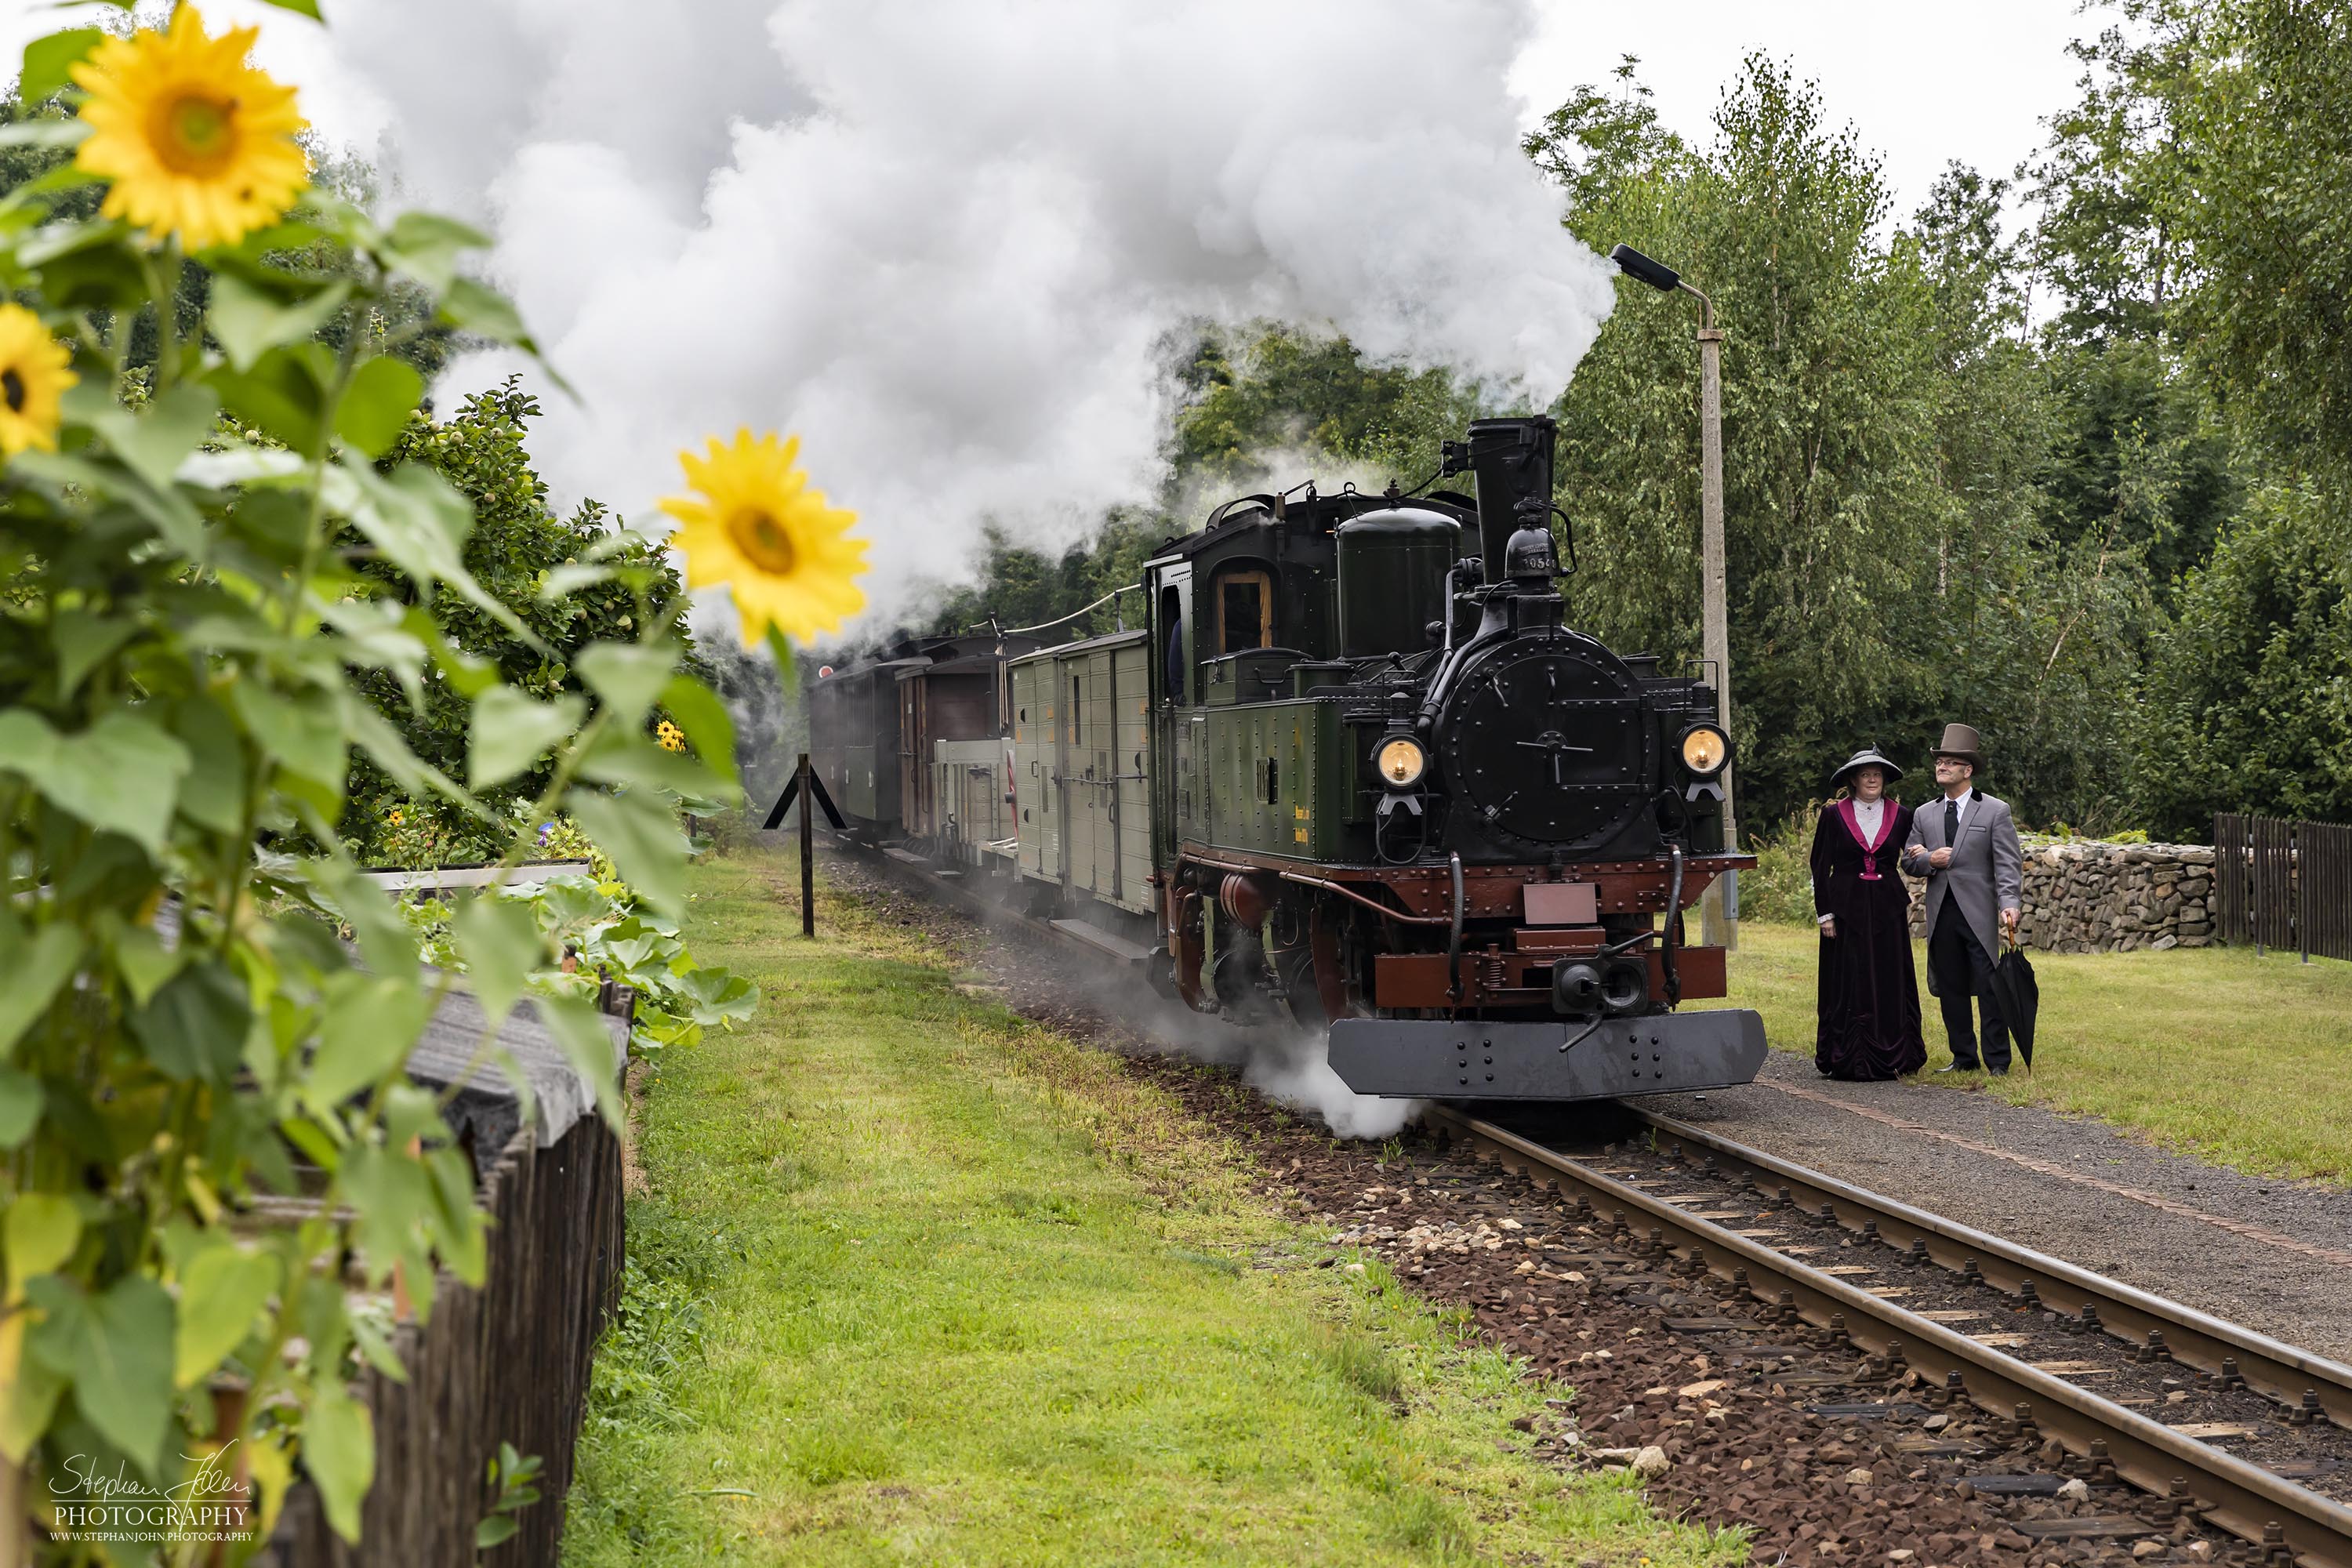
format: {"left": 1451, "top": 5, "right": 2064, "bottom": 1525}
{"left": 1325, "top": 1010, "right": 1766, "bottom": 1102}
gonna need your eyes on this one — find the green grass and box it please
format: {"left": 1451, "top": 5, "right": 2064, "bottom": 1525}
{"left": 562, "top": 844, "right": 1740, "bottom": 1566}
{"left": 1701, "top": 921, "right": 2352, "bottom": 1184}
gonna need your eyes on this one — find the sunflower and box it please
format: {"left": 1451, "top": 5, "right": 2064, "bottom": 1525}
{"left": 71, "top": 8, "right": 310, "bottom": 253}
{"left": 655, "top": 719, "right": 687, "bottom": 753}
{"left": 0, "top": 304, "right": 76, "bottom": 459}
{"left": 660, "top": 430, "right": 868, "bottom": 646}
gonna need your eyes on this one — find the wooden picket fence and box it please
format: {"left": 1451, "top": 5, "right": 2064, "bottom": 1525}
{"left": 256, "top": 992, "right": 631, "bottom": 1565}
{"left": 2212, "top": 812, "right": 2352, "bottom": 962}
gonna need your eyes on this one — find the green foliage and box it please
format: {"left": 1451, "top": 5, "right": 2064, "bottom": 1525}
{"left": 2148, "top": 0, "right": 2352, "bottom": 465}
{"left": 2134, "top": 479, "right": 2352, "bottom": 836}
{"left": 1170, "top": 325, "right": 1480, "bottom": 488}
{"left": 1735, "top": 808, "right": 1826, "bottom": 926}
{"left": 339, "top": 379, "right": 691, "bottom": 862}
{"left": 1541, "top": 55, "right": 1957, "bottom": 823}
{"left": 0, "top": 18, "right": 742, "bottom": 1552}
{"left": 406, "top": 874, "right": 760, "bottom": 1061}
{"left": 2030, "top": 0, "right": 2352, "bottom": 826}
{"left": 474, "top": 1441, "right": 544, "bottom": 1552}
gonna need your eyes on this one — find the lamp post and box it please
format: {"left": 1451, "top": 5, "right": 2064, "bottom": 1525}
{"left": 1610, "top": 243, "right": 1738, "bottom": 947}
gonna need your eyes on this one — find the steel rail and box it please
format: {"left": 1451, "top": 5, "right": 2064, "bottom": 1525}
{"left": 1630, "top": 1107, "right": 2352, "bottom": 1432}
{"left": 1425, "top": 1105, "right": 2352, "bottom": 1568}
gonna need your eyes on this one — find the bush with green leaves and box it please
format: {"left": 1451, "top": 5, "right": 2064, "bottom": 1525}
{"left": 0, "top": 12, "right": 741, "bottom": 1552}
{"left": 405, "top": 874, "right": 757, "bottom": 1061}
{"left": 340, "top": 378, "right": 692, "bottom": 865}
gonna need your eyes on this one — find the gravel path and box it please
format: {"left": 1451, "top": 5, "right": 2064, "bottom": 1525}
{"left": 1640, "top": 1054, "right": 2352, "bottom": 1363}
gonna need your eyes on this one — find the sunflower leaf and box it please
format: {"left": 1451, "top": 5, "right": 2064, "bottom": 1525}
{"left": 78, "top": 380, "right": 222, "bottom": 493}
{"left": 564, "top": 787, "right": 688, "bottom": 916}
{"left": 205, "top": 343, "right": 329, "bottom": 455}
{"left": 334, "top": 354, "right": 424, "bottom": 458}
{"left": 538, "top": 561, "right": 613, "bottom": 601}
{"left": 207, "top": 273, "right": 352, "bottom": 374}
{"left": 20, "top": 29, "right": 102, "bottom": 104}
{"left": 437, "top": 278, "right": 538, "bottom": 350}
{"left": 0, "top": 707, "right": 191, "bottom": 855}
{"left": 574, "top": 641, "right": 677, "bottom": 727}
{"left": 378, "top": 212, "right": 490, "bottom": 293}
{"left": 468, "top": 687, "right": 586, "bottom": 791}
{"left": 0, "top": 120, "right": 88, "bottom": 151}
{"left": 659, "top": 674, "right": 739, "bottom": 787}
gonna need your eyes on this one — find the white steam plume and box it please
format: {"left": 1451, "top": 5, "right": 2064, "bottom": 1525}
{"left": 323, "top": 0, "right": 1614, "bottom": 628}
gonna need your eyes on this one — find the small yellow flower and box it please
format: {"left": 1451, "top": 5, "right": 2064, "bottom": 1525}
{"left": 71, "top": 8, "right": 310, "bottom": 252}
{"left": 660, "top": 430, "right": 867, "bottom": 647}
{"left": 656, "top": 719, "right": 686, "bottom": 753}
{"left": 0, "top": 304, "right": 76, "bottom": 459}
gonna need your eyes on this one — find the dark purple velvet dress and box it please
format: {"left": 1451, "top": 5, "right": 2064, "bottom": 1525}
{"left": 1811, "top": 800, "right": 1927, "bottom": 1080}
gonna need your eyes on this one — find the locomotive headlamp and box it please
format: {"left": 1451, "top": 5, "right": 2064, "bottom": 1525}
{"left": 1679, "top": 724, "right": 1730, "bottom": 777}
{"left": 1375, "top": 735, "right": 1427, "bottom": 789}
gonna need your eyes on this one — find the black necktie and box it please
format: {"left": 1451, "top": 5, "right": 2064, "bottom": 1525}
{"left": 1944, "top": 797, "right": 1958, "bottom": 850}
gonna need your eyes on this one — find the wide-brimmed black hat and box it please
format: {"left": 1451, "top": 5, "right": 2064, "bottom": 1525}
{"left": 1828, "top": 745, "right": 1904, "bottom": 791}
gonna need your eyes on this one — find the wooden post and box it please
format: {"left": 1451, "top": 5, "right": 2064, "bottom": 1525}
{"left": 798, "top": 752, "right": 815, "bottom": 938}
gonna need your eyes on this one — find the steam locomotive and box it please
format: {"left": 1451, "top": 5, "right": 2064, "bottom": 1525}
{"left": 806, "top": 416, "right": 1766, "bottom": 1102}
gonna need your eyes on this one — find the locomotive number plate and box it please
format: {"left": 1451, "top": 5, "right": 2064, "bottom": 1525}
{"left": 1523, "top": 881, "right": 1598, "bottom": 924}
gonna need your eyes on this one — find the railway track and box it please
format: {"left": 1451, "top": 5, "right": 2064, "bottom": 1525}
{"left": 1428, "top": 1106, "right": 2352, "bottom": 1568}
{"left": 830, "top": 835, "right": 2352, "bottom": 1568}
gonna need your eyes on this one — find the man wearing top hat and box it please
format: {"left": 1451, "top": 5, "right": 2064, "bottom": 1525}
{"left": 1900, "top": 723, "right": 2024, "bottom": 1074}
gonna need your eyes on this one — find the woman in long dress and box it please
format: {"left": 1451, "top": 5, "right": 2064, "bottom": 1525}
{"left": 1811, "top": 746, "right": 1927, "bottom": 1080}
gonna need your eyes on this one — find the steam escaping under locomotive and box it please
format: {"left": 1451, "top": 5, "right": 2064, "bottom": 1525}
{"left": 804, "top": 415, "right": 1766, "bottom": 1102}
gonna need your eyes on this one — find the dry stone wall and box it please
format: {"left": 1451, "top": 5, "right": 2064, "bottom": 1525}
{"left": 1900, "top": 838, "right": 2217, "bottom": 953}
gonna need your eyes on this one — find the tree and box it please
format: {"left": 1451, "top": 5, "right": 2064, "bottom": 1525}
{"left": 1543, "top": 55, "right": 1958, "bottom": 823}
{"left": 341, "top": 379, "right": 688, "bottom": 858}
{"left": 2134, "top": 479, "right": 2352, "bottom": 834}
{"left": 2032, "top": 0, "right": 2352, "bottom": 828}
{"left": 2154, "top": 0, "right": 2352, "bottom": 467}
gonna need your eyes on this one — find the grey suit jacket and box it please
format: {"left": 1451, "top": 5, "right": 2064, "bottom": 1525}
{"left": 1900, "top": 789, "right": 2024, "bottom": 993}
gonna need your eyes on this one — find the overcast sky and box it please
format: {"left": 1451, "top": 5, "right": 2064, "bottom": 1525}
{"left": 1509, "top": 0, "right": 2111, "bottom": 223}
{"left": 9, "top": 0, "right": 2111, "bottom": 226}
{"left": 2, "top": 0, "right": 2121, "bottom": 594}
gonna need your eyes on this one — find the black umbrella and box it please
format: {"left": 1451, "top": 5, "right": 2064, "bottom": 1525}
{"left": 1991, "top": 935, "right": 2039, "bottom": 1069}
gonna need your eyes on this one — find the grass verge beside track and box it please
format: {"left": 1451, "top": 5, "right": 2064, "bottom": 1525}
{"left": 1704, "top": 922, "right": 2352, "bottom": 1184}
{"left": 562, "top": 844, "right": 1737, "bottom": 1566}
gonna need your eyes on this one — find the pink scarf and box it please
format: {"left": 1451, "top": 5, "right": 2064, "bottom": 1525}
{"left": 1838, "top": 797, "right": 1895, "bottom": 881}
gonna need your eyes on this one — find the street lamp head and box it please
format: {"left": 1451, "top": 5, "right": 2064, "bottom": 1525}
{"left": 1610, "top": 243, "right": 1681, "bottom": 292}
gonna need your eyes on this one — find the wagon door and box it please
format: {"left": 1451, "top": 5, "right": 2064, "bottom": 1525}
{"left": 898, "top": 677, "right": 925, "bottom": 834}
{"left": 1012, "top": 661, "right": 1051, "bottom": 879}
{"left": 1086, "top": 648, "right": 1119, "bottom": 898}
{"left": 1058, "top": 655, "right": 1087, "bottom": 891}
{"left": 1112, "top": 640, "right": 1152, "bottom": 912}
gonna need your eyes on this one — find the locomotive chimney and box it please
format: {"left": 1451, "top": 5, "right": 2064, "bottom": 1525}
{"left": 1465, "top": 416, "right": 1557, "bottom": 586}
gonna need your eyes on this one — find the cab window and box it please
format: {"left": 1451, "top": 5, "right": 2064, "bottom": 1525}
{"left": 1216, "top": 569, "right": 1272, "bottom": 655}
